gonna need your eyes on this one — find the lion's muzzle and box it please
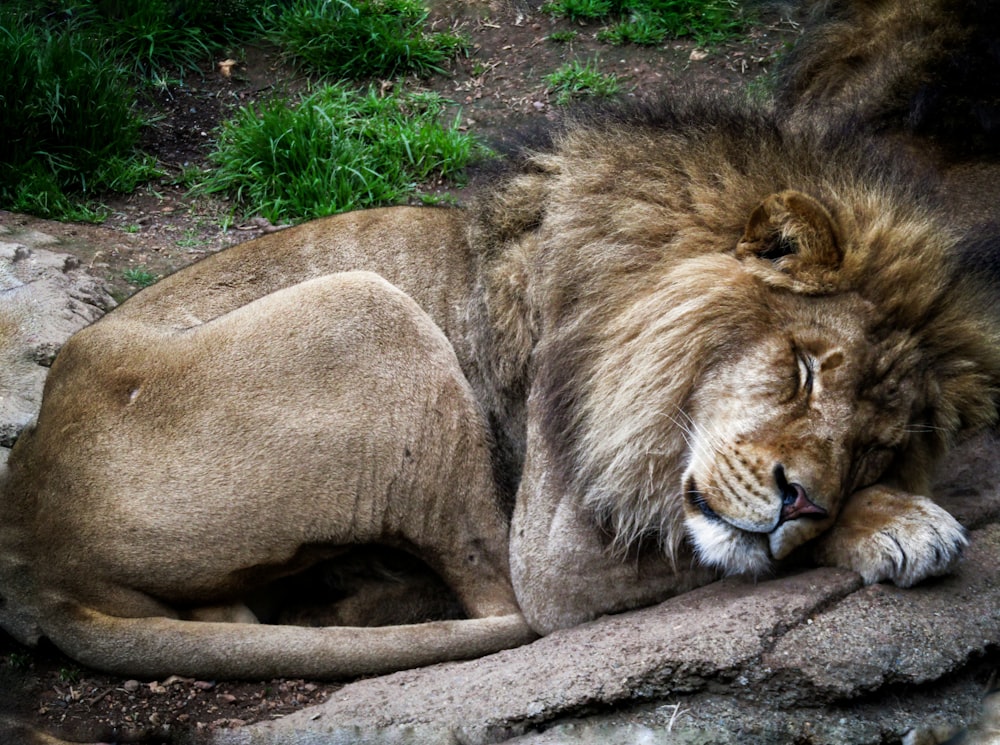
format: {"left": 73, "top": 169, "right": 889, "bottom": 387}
{"left": 686, "top": 464, "right": 827, "bottom": 537}
{"left": 684, "top": 464, "right": 834, "bottom": 575}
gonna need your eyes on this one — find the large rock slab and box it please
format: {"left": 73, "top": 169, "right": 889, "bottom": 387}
{"left": 216, "top": 569, "right": 864, "bottom": 745}
{"left": 763, "top": 525, "right": 1000, "bottom": 700}
{"left": 215, "top": 434, "right": 1000, "bottom": 745}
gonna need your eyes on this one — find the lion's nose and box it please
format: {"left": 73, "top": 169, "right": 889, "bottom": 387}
{"left": 774, "top": 464, "right": 828, "bottom": 524}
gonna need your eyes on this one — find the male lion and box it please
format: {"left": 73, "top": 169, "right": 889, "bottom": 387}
{"left": 775, "top": 0, "right": 1000, "bottom": 162}
{"left": 774, "top": 0, "right": 1000, "bottom": 286}
{"left": 1, "top": 97, "right": 999, "bottom": 679}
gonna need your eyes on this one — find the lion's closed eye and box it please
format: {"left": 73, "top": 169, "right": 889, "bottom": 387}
{"left": 795, "top": 352, "right": 815, "bottom": 400}
{"left": 776, "top": 347, "right": 814, "bottom": 404}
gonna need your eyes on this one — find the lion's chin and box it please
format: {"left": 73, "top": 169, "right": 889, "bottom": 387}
{"left": 685, "top": 512, "right": 772, "bottom": 577}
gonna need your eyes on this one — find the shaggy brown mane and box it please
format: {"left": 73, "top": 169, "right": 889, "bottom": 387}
{"left": 469, "top": 95, "right": 1000, "bottom": 551}
{"left": 776, "top": 0, "right": 1000, "bottom": 159}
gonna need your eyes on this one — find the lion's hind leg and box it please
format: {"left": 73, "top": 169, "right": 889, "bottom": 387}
{"left": 8, "top": 270, "right": 531, "bottom": 678}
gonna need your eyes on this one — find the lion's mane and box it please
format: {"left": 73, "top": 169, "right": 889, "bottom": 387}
{"left": 467, "top": 97, "right": 1000, "bottom": 557}
{"left": 775, "top": 0, "right": 1000, "bottom": 160}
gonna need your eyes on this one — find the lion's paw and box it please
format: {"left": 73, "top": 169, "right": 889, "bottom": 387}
{"left": 812, "top": 488, "right": 968, "bottom": 587}
{"left": 850, "top": 506, "right": 967, "bottom": 587}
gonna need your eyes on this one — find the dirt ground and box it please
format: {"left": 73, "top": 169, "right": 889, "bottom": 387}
{"left": 0, "top": 2, "right": 801, "bottom": 742}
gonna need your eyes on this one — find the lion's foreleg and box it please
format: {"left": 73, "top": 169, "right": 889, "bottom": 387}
{"left": 509, "top": 412, "right": 716, "bottom": 635}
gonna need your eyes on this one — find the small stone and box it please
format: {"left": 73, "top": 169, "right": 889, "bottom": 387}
{"left": 123, "top": 680, "right": 141, "bottom": 692}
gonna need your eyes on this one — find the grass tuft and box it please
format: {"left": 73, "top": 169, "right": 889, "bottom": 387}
{"left": 543, "top": 0, "right": 746, "bottom": 47}
{"left": 0, "top": 9, "right": 161, "bottom": 220}
{"left": 123, "top": 267, "right": 160, "bottom": 287}
{"left": 8, "top": 0, "right": 267, "bottom": 77}
{"left": 0, "top": 0, "right": 260, "bottom": 221}
{"left": 544, "top": 58, "right": 620, "bottom": 105}
{"left": 541, "top": 0, "right": 611, "bottom": 22}
{"left": 547, "top": 29, "right": 579, "bottom": 43}
{"left": 266, "top": 0, "right": 468, "bottom": 78}
{"left": 197, "top": 84, "right": 486, "bottom": 222}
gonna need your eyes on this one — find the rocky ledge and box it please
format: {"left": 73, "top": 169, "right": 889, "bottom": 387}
{"left": 215, "top": 431, "right": 1000, "bottom": 745}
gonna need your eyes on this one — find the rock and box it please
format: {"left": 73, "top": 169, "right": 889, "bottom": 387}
{"left": 763, "top": 525, "right": 1000, "bottom": 700}
{"left": 0, "top": 241, "right": 114, "bottom": 455}
{"left": 215, "top": 435, "right": 1000, "bottom": 745}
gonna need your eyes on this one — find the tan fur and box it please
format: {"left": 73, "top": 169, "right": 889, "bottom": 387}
{"left": 2, "top": 97, "right": 999, "bottom": 677}
{"left": 0, "top": 210, "right": 534, "bottom": 678}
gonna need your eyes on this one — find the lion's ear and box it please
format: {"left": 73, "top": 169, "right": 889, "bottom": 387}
{"left": 736, "top": 190, "right": 842, "bottom": 271}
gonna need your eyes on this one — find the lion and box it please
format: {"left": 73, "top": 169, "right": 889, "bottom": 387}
{"left": 775, "top": 0, "right": 1000, "bottom": 162}
{"left": 1, "top": 96, "right": 998, "bottom": 680}
{"left": 774, "top": 0, "right": 1000, "bottom": 308}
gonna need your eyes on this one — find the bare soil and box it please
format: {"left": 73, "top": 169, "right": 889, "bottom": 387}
{"left": 0, "top": 3, "right": 801, "bottom": 742}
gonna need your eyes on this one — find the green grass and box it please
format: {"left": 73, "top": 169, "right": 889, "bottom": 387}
{"left": 541, "top": 0, "right": 611, "bottom": 22}
{"left": 175, "top": 228, "right": 209, "bottom": 248}
{"left": 544, "top": 59, "right": 620, "bottom": 105}
{"left": 544, "top": 0, "right": 746, "bottom": 47}
{"left": 0, "top": 9, "right": 161, "bottom": 221}
{"left": 6, "top": 0, "right": 266, "bottom": 77}
{"left": 103, "top": 0, "right": 266, "bottom": 76}
{"left": 58, "top": 666, "right": 82, "bottom": 683}
{"left": 419, "top": 192, "right": 458, "bottom": 206}
{"left": 5, "top": 652, "right": 31, "bottom": 670}
{"left": 266, "top": 0, "right": 468, "bottom": 78}
{"left": 547, "top": 29, "right": 579, "bottom": 43}
{"left": 0, "top": 0, "right": 263, "bottom": 221}
{"left": 122, "top": 267, "right": 159, "bottom": 287}
{"left": 197, "top": 84, "right": 486, "bottom": 223}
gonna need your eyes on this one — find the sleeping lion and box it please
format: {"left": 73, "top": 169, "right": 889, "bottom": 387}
{"left": 1, "top": 97, "right": 998, "bottom": 679}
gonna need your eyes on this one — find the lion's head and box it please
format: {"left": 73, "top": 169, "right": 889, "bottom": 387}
{"left": 473, "top": 103, "right": 1000, "bottom": 578}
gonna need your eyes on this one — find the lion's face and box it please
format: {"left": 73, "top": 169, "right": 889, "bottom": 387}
{"left": 543, "top": 183, "right": 997, "bottom": 583}
{"left": 680, "top": 290, "right": 916, "bottom": 575}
